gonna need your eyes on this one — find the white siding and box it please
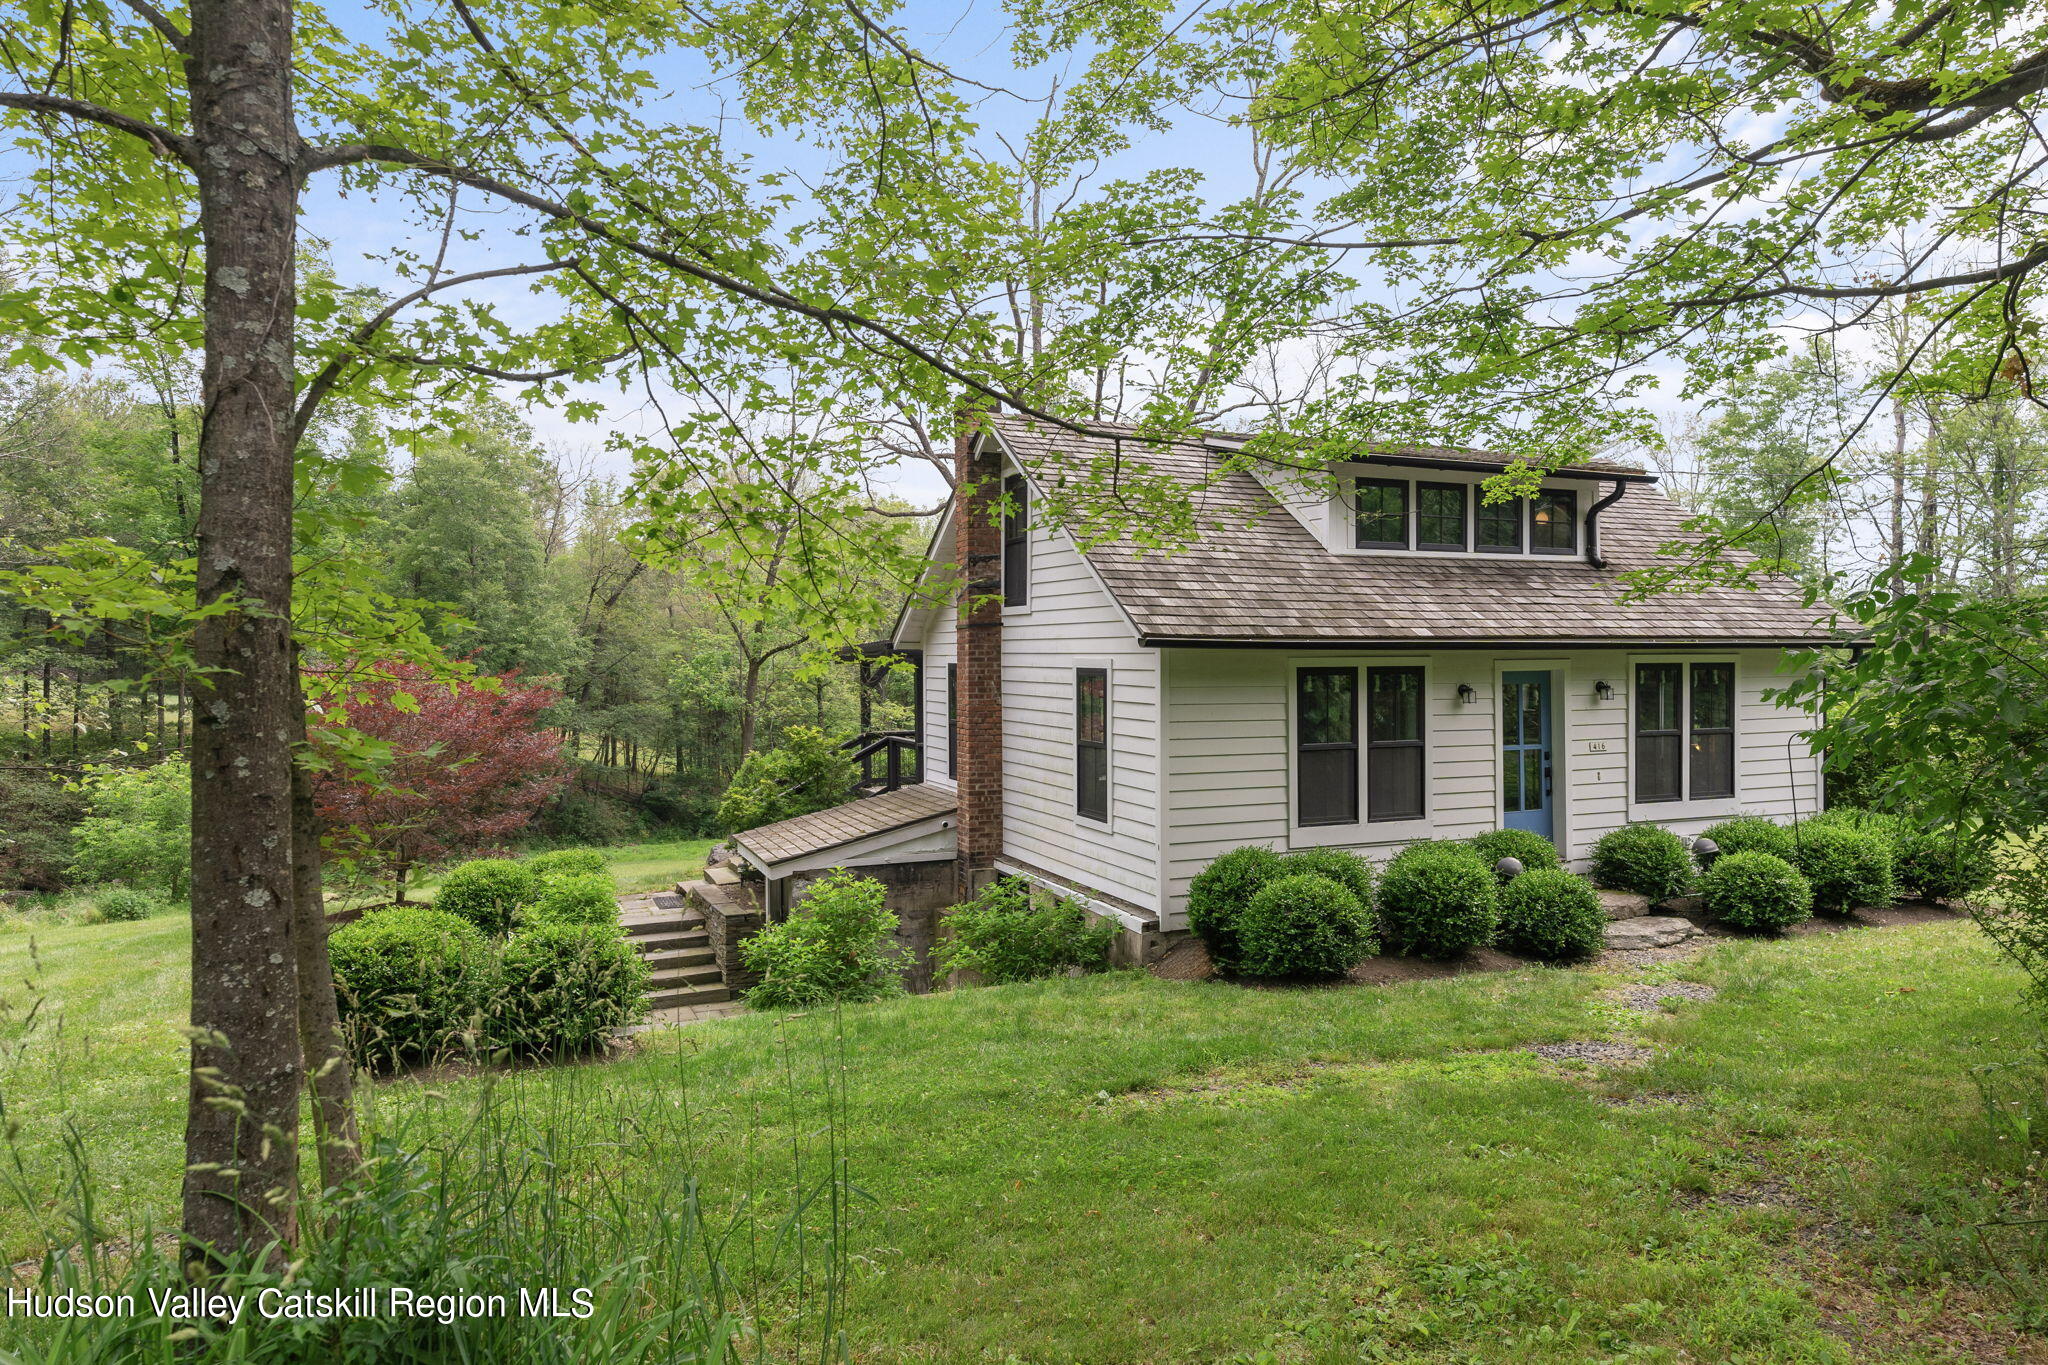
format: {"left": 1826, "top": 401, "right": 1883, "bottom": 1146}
{"left": 998, "top": 502, "right": 1160, "bottom": 910}
{"left": 908, "top": 471, "right": 1162, "bottom": 913}
{"left": 1158, "top": 646, "right": 1821, "bottom": 928}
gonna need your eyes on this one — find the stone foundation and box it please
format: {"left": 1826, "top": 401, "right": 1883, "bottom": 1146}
{"left": 789, "top": 858, "right": 957, "bottom": 993}
{"left": 692, "top": 878, "right": 766, "bottom": 991}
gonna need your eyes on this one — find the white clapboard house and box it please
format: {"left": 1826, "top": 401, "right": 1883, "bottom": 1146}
{"left": 723, "top": 413, "right": 1836, "bottom": 958}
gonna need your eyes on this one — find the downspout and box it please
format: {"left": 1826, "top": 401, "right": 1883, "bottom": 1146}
{"left": 1585, "top": 479, "right": 1628, "bottom": 568}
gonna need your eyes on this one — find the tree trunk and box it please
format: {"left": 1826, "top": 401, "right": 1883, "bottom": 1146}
{"left": 292, "top": 668, "right": 360, "bottom": 1195}
{"left": 1889, "top": 397, "right": 1907, "bottom": 565}
{"left": 180, "top": 0, "right": 306, "bottom": 1266}
{"left": 739, "top": 658, "right": 763, "bottom": 758}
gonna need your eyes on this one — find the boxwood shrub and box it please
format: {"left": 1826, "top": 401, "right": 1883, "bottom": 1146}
{"left": 329, "top": 907, "right": 489, "bottom": 1067}
{"left": 933, "top": 878, "right": 1117, "bottom": 984}
{"left": 1186, "top": 846, "right": 1286, "bottom": 973}
{"left": 1494, "top": 868, "right": 1606, "bottom": 961}
{"left": 1802, "top": 807, "right": 1913, "bottom": 859}
{"left": 1590, "top": 824, "right": 1692, "bottom": 899}
{"left": 1788, "top": 824, "right": 1898, "bottom": 915}
{"left": 1278, "top": 847, "right": 1376, "bottom": 908}
{"left": 1375, "top": 845, "right": 1499, "bottom": 959}
{"left": 1234, "top": 874, "right": 1377, "bottom": 979}
{"left": 434, "top": 859, "right": 538, "bottom": 936}
{"left": 1698, "top": 850, "right": 1812, "bottom": 932}
{"left": 1468, "top": 828, "right": 1562, "bottom": 873}
{"left": 525, "top": 847, "right": 610, "bottom": 888}
{"left": 1698, "top": 816, "right": 1795, "bottom": 864}
{"left": 1895, "top": 826, "right": 1996, "bottom": 901}
{"left": 523, "top": 872, "right": 620, "bottom": 928}
{"left": 493, "top": 923, "right": 650, "bottom": 1057}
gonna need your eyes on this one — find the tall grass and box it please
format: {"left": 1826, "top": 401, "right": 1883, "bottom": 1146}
{"left": 0, "top": 963, "right": 860, "bottom": 1363}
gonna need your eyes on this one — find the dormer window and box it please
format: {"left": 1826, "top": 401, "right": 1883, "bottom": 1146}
{"left": 1350, "top": 473, "right": 1582, "bottom": 559}
{"left": 1530, "top": 490, "right": 1577, "bottom": 555}
{"left": 1354, "top": 478, "right": 1408, "bottom": 549}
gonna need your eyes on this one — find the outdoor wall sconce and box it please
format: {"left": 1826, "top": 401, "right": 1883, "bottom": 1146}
{"left": 1457, "top": 683, "right": 1477, "bottom": 704}
{"left": 1594, "top": 680, "right": 1615, "bottom": 702}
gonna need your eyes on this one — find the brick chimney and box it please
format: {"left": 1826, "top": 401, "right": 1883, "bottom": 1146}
{"left": 953, "top": 414, "right": 1003, "bottom": 897}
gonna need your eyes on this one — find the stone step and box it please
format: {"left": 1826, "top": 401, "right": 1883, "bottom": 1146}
{"left": 1603, "top": 916, "right": 1698, "bottom": 951}
{"left": 640, "top": 946, "right": 716, "bottom": 972}
{"left": 622, "top": 911, "right": 703, "bottom": 939}
{"left": 648, "top": 981, "right": 734, "bottom": 1010}
{"left": 1597, "top": 890, "right": 1652, "bottom": 921}
{"left": 633, "top": 930, "right": 709, "bottom": 955}
{"left": 648, "top": 962, "right": 725, "bottom": 989}
{"left": 705, "top": 863, "right": 740, "bottom": 886}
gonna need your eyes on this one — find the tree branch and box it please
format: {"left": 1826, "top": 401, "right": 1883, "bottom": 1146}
{"left": 113, "top": 0, "right": 191, "bottom": 53}
{"left": 289, "top": 258, "right": 582, "bottom": 440}
{"left": 0, "top": 89, "right": 194, "bottom": 166}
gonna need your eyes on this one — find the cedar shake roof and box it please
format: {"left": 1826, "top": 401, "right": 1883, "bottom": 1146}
{"left": 733, "top": 783, "right": 956, "bottom": 867}
{"left": 986, "top": 414, "right": 1838, "bottom": 647}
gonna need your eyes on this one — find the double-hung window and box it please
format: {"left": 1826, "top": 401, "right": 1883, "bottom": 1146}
{"left": 1367, "top": 667, "right": 1426, "bottom": 822}
{"left": 1075, "top": 668, "right": 1109, "bottom": 822}
{"left": 1002, "top": 474, "right": 1029, "bottom": 607}
{"left": 1634, "top": 661, "right": 1736, "bottom": 803}
{"left": 1296, "top": 668, "right": 1359, "bottom": 825}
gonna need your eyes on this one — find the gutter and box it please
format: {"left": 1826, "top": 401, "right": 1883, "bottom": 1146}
{"left": 1584, "top": 478, "right": 1629, "bottom": 569}
{"left": 1136, "top": 636, "right": 1849, "bottom": 651}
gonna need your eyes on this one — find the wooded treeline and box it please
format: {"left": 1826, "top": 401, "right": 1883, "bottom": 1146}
{"left": 0, "top": 367, "right": 916, "bottom": 853}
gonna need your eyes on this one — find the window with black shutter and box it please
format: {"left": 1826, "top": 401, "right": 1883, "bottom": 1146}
{"left": 946, "top": 664, "right": 958, "bottom": 779}
{"left": 1530, "top": 489, "right": 1577, "bottom": 554}
{"left": 1689, "top": 662, "right": 1735, "bottom": 799}
{"left": 1367, "top": 667, "right": 1426, "bottom": 821}
{"left": 1075, "top": 668, "right": 1109, "bottom": 821}
{"left": 1634, "top": 662, "right": 1684, "bottom": 802}
{"left": 1296, "top": 667, "right": 1359, "bottom": 825}
{"left": 1416, "top": 483, "right": 1467, "bottom": 551}
{"left": 1476, "top": 495, "right": 1523, "bottom": 553}
{"left": 1002, "top": 474, "right": 1029, "bottom": 607}
{"left": 1354, "top": 478, "right": 1409, "bottom": 549}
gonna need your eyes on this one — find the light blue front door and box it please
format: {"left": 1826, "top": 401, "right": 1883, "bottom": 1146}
{"left": 1501, "top": 671, "right": 1554, "bottom": 839}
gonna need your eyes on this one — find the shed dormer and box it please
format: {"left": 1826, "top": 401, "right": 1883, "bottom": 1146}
{"left": 1226, "top": 438, "right": 1657, "bottom": 568}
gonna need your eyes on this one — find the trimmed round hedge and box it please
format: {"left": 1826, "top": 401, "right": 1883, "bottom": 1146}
{"left": 1803, "top": 806, "right": 1913, "bottom": 856}
{"left": 1278, "top": 847, "right": 1376, "bottom": 909}
{"left": 1590, "top": 824, "right": 1692, "bottom": 899}
{"left": 1186, "top": 846, "right": 1285, "bottom": 973}
{"left": 1699, "top": 850, "right": 1813, "bottom": 932}
{"left": 493, "top": 923, "right": 649, "bottom": 1057}
{"left": 526, "top": 847, "right": 609, "bottom": 887}
{"left": 1896, "top": 826, "right": 1996, "bottom": 901}
{"left": 434, "top": 858, "right": 537, "bottom": 936}
{"left": 1788, "top": 824, "right": 1898, "bottom": 916}
{"left": 1468, "top": 829, "right": 1562, "bottom": 873}
{"left": 1494, "top": 868, "right": 1606, "bottom": 961}
{"left": 329, "top": 907, "right": 489, "bottom": 1067}
{"left": 1376, "top": 845, "right": 1499, "bottom": 959}
{"left": 1698, "top": 816, "right": 1795, "bottom": 864}
{"left": 524, "top": 871, "right": 620, "bottom": 927}
{"left": 1235, "top": 874, "right": 1377, "bottom": 979}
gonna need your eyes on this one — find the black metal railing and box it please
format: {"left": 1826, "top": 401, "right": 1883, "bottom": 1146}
{"left": 842, "top": 730, "right": 920, "bottom": 794}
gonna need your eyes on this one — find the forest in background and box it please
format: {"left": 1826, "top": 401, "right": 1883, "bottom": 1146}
{"left": 0, "top": 361, "right": 922, "bottom": 894}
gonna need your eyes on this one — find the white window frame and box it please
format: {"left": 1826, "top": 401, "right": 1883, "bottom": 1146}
{"left": 1624, "top": 653, "right": 1743, "bottom": 821}
{"left": 1286, "top": 655, "right": 1435, "bottom": 849}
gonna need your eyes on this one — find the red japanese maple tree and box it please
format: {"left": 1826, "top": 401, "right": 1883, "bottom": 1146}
{"left": 314, "top": 662, "right": 570, "bottom": 900}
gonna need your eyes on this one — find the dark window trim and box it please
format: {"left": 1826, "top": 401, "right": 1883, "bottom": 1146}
{"left": 1075, "top": 666, "right": 1109, "bottom": 823}
{"left": 1296, "top": 665, "right": 1360, "bottom": 827}
{"left": 1633, "top": 659, "right": 1738, "bottom": 804}
{"left": 1002, "top": 473, "right": 1029, "bottom": 607}
{"left": 1366, "top": 666, "right": 1427, "bottom": 823}
{"left": 1354, "top": 477, "right": 1411, "bottom": 550}
{"left": 1415, "top": 481, "right": 1468, "bottom": 552}
{"left": 946, "top": 663, "right": 958, "bottom": 780}
{"left": 1475, "top": 495, "right": 1524, "bottom": 554}
{"left": 1530, "top": 489, "right": 1579, "bottom": 556}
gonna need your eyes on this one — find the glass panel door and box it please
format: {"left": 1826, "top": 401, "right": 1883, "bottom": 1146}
{"left": 1501, "top": 671, "right": 1554, "bottom": 839}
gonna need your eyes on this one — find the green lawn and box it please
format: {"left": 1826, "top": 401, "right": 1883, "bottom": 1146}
{"left": 362, "top": 835, "right": 719, "bottom": 906}
{"left": 0, "top": 916, "right": 2041, "bottom": 1361}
